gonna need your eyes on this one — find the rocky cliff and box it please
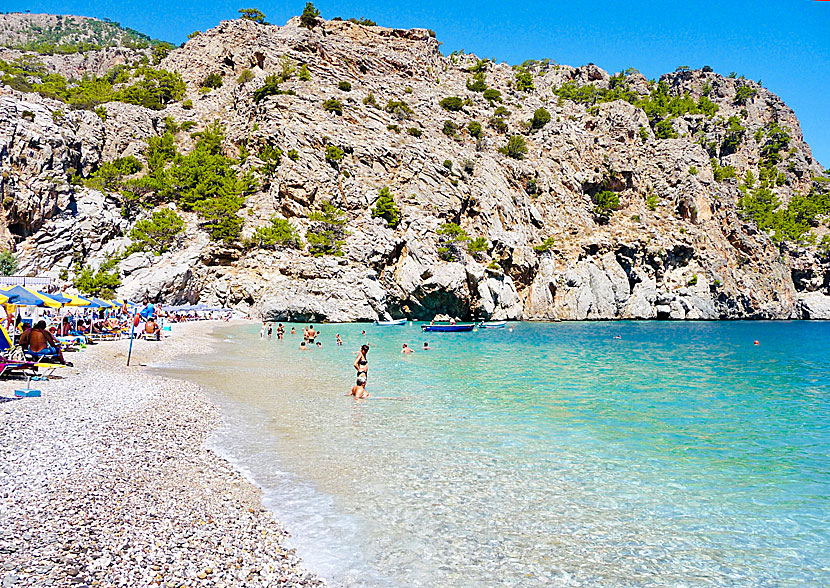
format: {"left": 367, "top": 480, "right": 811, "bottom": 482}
{"left": 2, "top": 13, "right": 829, "bottom": 320}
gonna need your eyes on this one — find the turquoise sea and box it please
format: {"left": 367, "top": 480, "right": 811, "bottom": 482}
{"left": 159, "top": 321, "right": 830, "bottom": 587}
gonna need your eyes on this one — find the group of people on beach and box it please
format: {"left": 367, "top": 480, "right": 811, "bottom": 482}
{"left": 259, "top": 321, "right": 430, "bottom": 399}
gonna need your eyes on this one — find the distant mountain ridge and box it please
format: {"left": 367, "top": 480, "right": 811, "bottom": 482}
{"left": 0, "top": 12, "right": 169, "bottom": 53}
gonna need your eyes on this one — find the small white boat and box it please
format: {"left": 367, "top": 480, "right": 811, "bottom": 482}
{"left": 480, "top": 321, "right": 507, "bottom": 329}
{"left": 374, "top": 319, "right": 407, "bottom": 326}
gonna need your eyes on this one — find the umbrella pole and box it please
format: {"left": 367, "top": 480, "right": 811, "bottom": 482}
{"left": 127, "top": 309, "right": 137, "bottom": 366}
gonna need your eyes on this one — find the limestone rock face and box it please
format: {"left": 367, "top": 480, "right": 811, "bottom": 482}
{"left": 798, "top": 292, "right": 830, "bottom": 319}
{"left": 1, "top": 15, "right": 828, "bottom": 321}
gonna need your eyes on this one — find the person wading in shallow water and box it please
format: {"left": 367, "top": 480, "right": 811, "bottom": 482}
{"left": 277, "top": 323, "right": 285, "bottom": 340}
{"left": 349, "top": 375, "right": 368, "bottom": 399}
{"left": 354, "top": 344, "right": 369, "bottom": 384}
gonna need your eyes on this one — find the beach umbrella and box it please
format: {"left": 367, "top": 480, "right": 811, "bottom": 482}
{"left": 0, "top": 285, "right": 48, "bottom": 307}
{"left": 33, "top": 289, "right": 72, "bottom": 306}
{"left": 0, "top": 291, "right": 8, "bottom": 304}
{"left": 64, "top": 294, "right": 93, "bottom": 307}
{"left": 90, "top": 297, "right": 113, "bottom": 308}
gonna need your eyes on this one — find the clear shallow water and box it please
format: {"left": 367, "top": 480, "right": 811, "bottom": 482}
{"left": 159, "top": 321, "right": 830, "bottom": 587}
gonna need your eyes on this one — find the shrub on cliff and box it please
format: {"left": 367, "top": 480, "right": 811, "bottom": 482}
{"left": 442, "top": 120, "right": 459, "bottom": 138}
{"left": 534, "top": 237, "right": 555, "bottom": 253}
{"left": 279, "top": 57, "right": 296, "bottom": 81}
{"left": 0, "top": 251, "right": 18, "bottom": 276}
{"left": 514, "top": 67, "right": 534, "bottom": 92}
{"left": 722, "top": 115, "right": 746, "bottom": 152}
{"left": 467, "top": 236, "right": 488, "bottom": 256}
{"left": 385, "top": 99, "right": 413, "bottom": 119}
{"left": 257, "top": 144, "right": 283, "bottom": 179}
{"left": 592, "top": 190, "right": 620, "bottom": 223}
{"left": 115, "top": 68, "right": 186, "bottom": 110}
{"left": 483, "top": 88, "right": 502, "bottom": 103}
{"left": 489, "top": 117, "right": 508, "bottom": 134}
{"left": 325, "top": 144, "right": 344, "bottom": 166}
{"left": 371, "top": 186, "right": 401, "bottom": 228}
{"left": 300, "top": 2, "right": 321, "bottom": 28}
{"left": 128, "top": 208, "right": 185, "bottom": 254}
{"left": 499, "top": 135, "right": 527, "bottom": 159}
{"left": 239, "top": 8, "right": 267, "bottom": 23}
{"left": 530, "top": 108, "right": 550, "bottom": 130}
{"left": 323, "top": 98, "right": 343, "bottom": 115}
{"left": 734, "top": 84, "right": 757, "bottom": 105}
{"left": 237, "top": 69, "right": 255, "bottom": 84}
{"left": 73, "top": 259, "right": 121, "bottom": 298}
{"left": 338, "top": 80, "right": 352, "bottom": 92}
{"left": 253, "top": 75, "right": 295, "bottom": 103}
{"left": 711, "top": 159, "right": 737, "bottom": 182}
{"left": 86, "top": 156, "right": 143, "bottom": 191}
{"left": 654, "top": 119, "right": 677, "bottom": 139}
{"left": 194, "top": 193, "right": 246, "bottom": 243}
{"left": 201, "top": 73, "right": 223, "bottom": 91}
{"left": 440, "top": 96, "right": 464, "bottom": 112}
{"left": 307, "top": 202, "right": 348, "bottom": 256}
{"left": 466, "top": 72, "right": 487, "bottom": 92}
{"left": 437, "top": 222, "right": 470, "bottom": 261}
{"left": 467, "top": 120, "right": 482, "bottom": 138}
{"left": 249, "top": 217, "right": 302, "bottom": 249}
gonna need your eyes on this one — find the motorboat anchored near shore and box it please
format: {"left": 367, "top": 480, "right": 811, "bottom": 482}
{"left": 479, "top": 321, "right": 506, "bottom": 329}
{"left": 374, "top": 319, "right": 407, "bottom": 326}
{"left": 421, "top": 324, "right": 475, "bottom": 332}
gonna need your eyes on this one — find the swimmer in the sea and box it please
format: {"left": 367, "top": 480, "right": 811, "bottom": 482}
{"left": 349, "top": 375, "right": 368, "bottom": 399}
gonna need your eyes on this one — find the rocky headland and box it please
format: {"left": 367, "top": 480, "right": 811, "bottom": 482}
{"left": 1, "top": 10, "right": 829, "bottom": 321}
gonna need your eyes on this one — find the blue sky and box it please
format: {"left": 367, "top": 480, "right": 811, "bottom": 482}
{"left": 6, "top": 0, "right": 829, "bottom": 166}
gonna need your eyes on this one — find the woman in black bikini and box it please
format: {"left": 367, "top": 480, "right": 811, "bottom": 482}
{"left": 354, "top": 344, "right": 369, "bottom": 383}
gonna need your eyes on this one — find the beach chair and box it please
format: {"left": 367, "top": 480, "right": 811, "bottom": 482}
{"left": 30, "top": 362, "right": 68, "bottom": 378}
{"left": 0, "top": 360, "right": 37, "bottom": 379}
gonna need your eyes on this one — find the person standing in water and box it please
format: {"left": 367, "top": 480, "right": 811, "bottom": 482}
{"left": 307, "top": 325, "right": 317, "bottom": 344}
{"left": 260, "top": 323, "right": 266, "bottom": 339}
{"left": 336, "top": 333, "right": 343, "bottom": 346}
{"left": 290, "top": 326, "right": 296, "bottom": 335}
{"left": 423, "top": 342, "right": 431, "bottom": 350}
{"left": 277, "top": 323, "right": 285, "bottom": 340}
{"left": 354, "top": 344, "right": 369, "bottom": 383}
{"left": 401, "top": 343, "right": 414, "bottom": 354}
{"left": 267, "top": 324, "right": 273, "bottom": 340}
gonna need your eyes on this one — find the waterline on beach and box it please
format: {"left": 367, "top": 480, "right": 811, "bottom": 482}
{"left": 158, "top": 321, "right": 830, "bottom": 587}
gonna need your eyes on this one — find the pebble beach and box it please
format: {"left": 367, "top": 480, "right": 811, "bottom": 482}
{"left": 0, "top": 321, "right": 324, "bottom": 588}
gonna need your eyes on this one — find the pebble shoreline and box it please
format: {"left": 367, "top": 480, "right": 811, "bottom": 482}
{"left": 0, "top": 321, "right": 325, "bottom": 588}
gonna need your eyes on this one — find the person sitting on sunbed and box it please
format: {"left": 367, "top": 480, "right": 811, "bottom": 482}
{"left": 142, "top": 318, "right": 162, "bottom": 341}
{"left": 20, "top": 320, "right": 72, "bottom": 365}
